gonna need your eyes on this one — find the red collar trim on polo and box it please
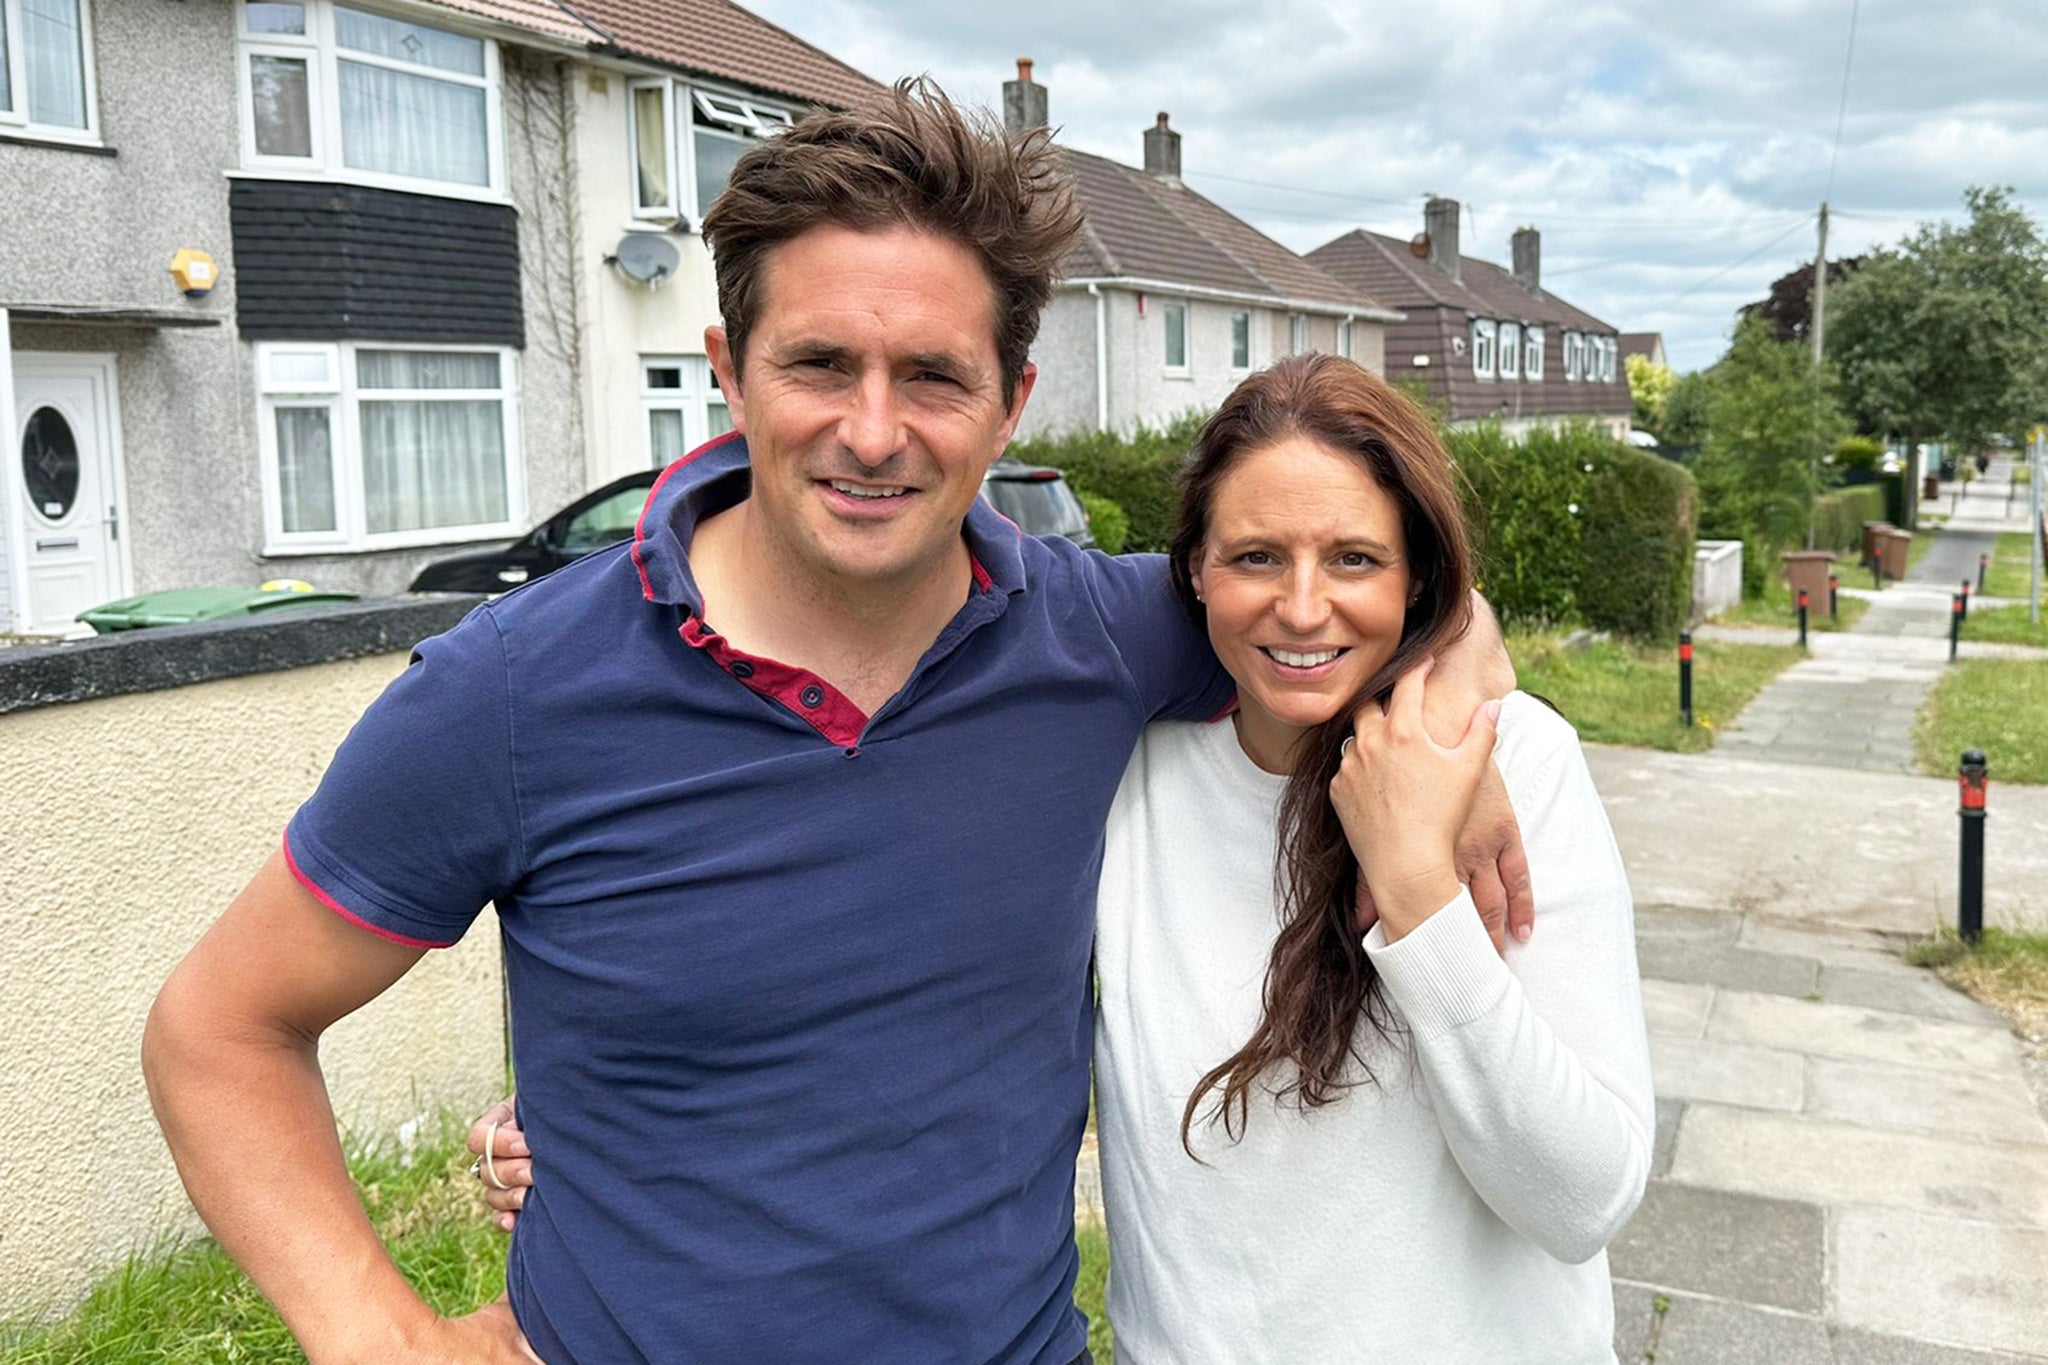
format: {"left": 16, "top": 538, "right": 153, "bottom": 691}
{"left": 969, "top": 553, "right": 992, "bottom": 593}
{"left": 680, "top": 613, "right": 869, "bottom": 748}
{"left": 632, "top": 430, "right": 744, "bottom": 603}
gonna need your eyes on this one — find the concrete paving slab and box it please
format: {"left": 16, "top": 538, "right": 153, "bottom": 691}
{"left": 1828, "top": 1324, "right": 2046, "bottom": 1365}
{"left": 1649, "top": 1034, "right": 1804, "bottom": 1110}
{"left": 1584, "top": 745, "right": 2048, "bottom": 935}
{"left": 1667, "top": 1106, "right": 2048, "bottom": 1225}
{"left": 1735, "top": 919, "right": 1918, "bottom": 972}
{"left": 1651, "top": 1098, "right": 1682, "bottom": 1178}
{"left": 1832, "top": 1206, "right": 2048, "bottom": 1358}
{"left": 1635, "top": 940, "right": 1820, "bottom": 997}
{"left": 1815, "top": 963, "right": 2007, "bottom": 1026}
{"left": 1611, "top": 1284, "right": 1833, "bottom": 1364}
{"left": 1610, "top": 1282, "right": 1657, "bottom": 1364}
{"left": 1640, "top": 978, "right": 1713, "bottom": 1038}
{"left": 1805, "top": 1056, "right": 2048, "bottom": 1147}
{"left": 1607, "top": 1180, "right": 1824, "bottom": 1312}
{"left": 1634, "top": 903, "right": 1741, "bottom": 944}
{"left": 1708, "top": 990, "right": 2024, "bottom": 1074}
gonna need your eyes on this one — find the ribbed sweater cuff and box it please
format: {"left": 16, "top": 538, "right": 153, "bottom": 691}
{"left": 1362, "top": 888, "right": 1512, "bottom": 1034}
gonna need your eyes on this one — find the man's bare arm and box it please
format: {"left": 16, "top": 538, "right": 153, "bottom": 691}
{"left": 143, "top": 849, "right": 533, "bottom": 1364}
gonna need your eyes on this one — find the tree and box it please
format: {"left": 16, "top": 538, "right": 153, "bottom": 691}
{"left": 1741, "top": 257, "right": 1865, "bottom": 346}
{"left": 1660, "top": 370, "right": 1715, "bottom": 453}
{"left": 1696, "top": 314, "right": 1846, "bottom": 591}
{"left": 1624, "top": 353, "right": 1676, "bottom": 436}
{"left": 1829, "top": 186, "right": 2048, "bottom": 453}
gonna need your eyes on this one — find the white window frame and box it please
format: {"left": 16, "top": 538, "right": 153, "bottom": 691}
{"left": 629, "top": 76, "right": 797, "bottom": 226}
{"left": 1289, "top": 312, "right": 1308, "bottom": 355}
{"left": 640, "top": 355, "right": 729, "bottom": 465}
{"left": 234, "top": 0, "right": 506, "bottom": 202}
{"left": 1229, "top": 310, "right": 1251, "bottom": 372}
{"left": 1564, "top": 330, "right": 1583, "bottom": 382}
{"left": 1498, "top": 322, "right": 1521, "bottom": 380}
{"left": 1524, "top": 325, "right": 1544, "bottom": 380}
{"left": 0, "top": 0, "right": 102, "bottom": 144}
{"left": 1600, "top": 336, "right": 1616, "bottom": 382}
{"left": 256, "top": 340, "right": 525, "bottom": 554}
{"left": 1338, "top": 319, "right": 1354, "bottom": 361}
{"left": 1162, "top": 300, "right": 1191, "bottom": 377}
{"left": 1471, "top": 318, "right": 1497, "bottom": 380}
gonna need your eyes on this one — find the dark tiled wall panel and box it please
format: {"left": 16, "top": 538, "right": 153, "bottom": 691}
{"left": 230, "top": 180, "right": 523, "bottom": 346}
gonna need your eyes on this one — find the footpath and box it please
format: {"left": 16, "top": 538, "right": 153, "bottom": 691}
{"left": 1590, "top": 490, "right": 2048, "bottom": 1362}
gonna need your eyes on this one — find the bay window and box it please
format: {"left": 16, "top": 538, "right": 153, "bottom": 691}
{"left": 258, "top": 342, "right": 523, "bottom": 551}
{"left": 0, "top": 0, "right": 97, "bottom": 139}
{"left": 630, "top": 79, "right": 795, "bottom": 223}
{"left": 237, "top": 0, "right": 502, "bottom": 195}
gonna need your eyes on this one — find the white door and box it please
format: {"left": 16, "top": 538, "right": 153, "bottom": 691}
{"left": 13, "top": 356, "right": 128, "bottom": 634}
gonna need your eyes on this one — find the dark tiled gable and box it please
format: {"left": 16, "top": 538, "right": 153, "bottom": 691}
{"left": 1060, "top": 150, "right": 1390, "bottom": 312}
{"left": 1309, "top": 229, "right": 1631, "bottom": 423}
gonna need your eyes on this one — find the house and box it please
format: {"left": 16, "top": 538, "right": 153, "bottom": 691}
{"left": 0, "top": 0, "right": 605, "bottom": 632}
{"left": 1308, "top": 202, "right": 1632, "bottom": 438}
{"left": 0, "top": 0, "right": 877, "bottom": 636}
{"left": 997, "top": 62, "right": 1400, "bottom": 440}
{"left": 1619, "top": 332, "right": 1666, "bottom": 370}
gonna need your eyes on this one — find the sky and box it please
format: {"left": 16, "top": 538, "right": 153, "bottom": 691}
{"left": 744, "top": 0, "right": 2045, "bottom": 374}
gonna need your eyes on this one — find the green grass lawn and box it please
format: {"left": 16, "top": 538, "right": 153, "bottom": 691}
{"left": 1914, "top": 656, "right": 2048, "bottom": 785}
{"left": 1710, "top": 567, "right": 1870, "bottom": 633}
{"left": 1961, "top": 603, "right": 2048, "bottom": 649}
{"left": 1509, "top": 630, "right": 1806, "bottom": 752}
{"left": 2, "top": 1123, "right": 1119, "bottom": 1365}
{"left": 1983, "top": 530, "right": 2043, "bottom": 600}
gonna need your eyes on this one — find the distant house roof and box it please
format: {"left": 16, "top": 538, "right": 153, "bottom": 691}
{"left": 1619, "top": 332, "right": 1666, "bottom": 366}
{"left": 1060, "top": 151, "right": 1397, "bottom": 319}
{"left": 422, "top": 0, "right": 882, "bottom": 109}
{"left": 1308, "top": 229, "right": 1615, "bottom": 334}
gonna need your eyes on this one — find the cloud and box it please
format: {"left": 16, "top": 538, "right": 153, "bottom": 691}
{"left": 749, "top": 0, "right": 2048, "bottom": 373}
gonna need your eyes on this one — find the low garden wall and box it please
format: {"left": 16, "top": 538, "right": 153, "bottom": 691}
{"left": 1693, "top": 539, "right": 1745, "bottom": 623}
{"left": 0, "top": 599, "right": 506, "bottom": 1320}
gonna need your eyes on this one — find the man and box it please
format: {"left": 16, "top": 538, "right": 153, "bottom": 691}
{"left": 144, "top": 81, "right": 1522, "bottom": 1363}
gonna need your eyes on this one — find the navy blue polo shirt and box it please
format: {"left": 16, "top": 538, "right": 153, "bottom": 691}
{"left": 285, "top": 433, "right": 1232, "bottom": 1363}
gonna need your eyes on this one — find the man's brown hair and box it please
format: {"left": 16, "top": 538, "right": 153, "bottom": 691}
{"left": 702, "top": 77, "right": 1082, "bottom": 405}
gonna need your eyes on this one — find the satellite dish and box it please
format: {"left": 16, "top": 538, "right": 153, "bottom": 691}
{"left": 609, "top": 232, "right": 680, "bottom": 287}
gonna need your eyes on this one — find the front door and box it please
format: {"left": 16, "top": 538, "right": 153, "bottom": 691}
{"left": 13, "top": 355, "right": 127, "bottom": 635}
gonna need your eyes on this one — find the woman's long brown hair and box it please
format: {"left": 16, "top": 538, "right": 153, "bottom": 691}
{"left": 1166, "top": 354, "right": 1475, "bottom": 1153}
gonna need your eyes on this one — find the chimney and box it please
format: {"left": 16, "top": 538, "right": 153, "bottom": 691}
{"left": 1423, "top": 196, "right": 1461, "bottom": 282}
{"left": 1143, "top": 112, "right": 1181, "bottom": 181}
{"left": 1003, "top": 57, "right": 1047, "bottom": 134}
{"left": 1512, "top": 226, "right": 1541, "bottom": 293}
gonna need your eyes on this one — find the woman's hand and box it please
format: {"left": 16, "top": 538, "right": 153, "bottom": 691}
{"left": 1330, "top": 658, "right": 1501, "bottom": 941}
{"left": 466, "top": 1096, "right": 531, "bottom": 1232}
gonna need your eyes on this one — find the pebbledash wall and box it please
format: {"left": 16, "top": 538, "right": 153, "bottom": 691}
{"left": 0, "top": 602, "right": 505, "bottom": 1320}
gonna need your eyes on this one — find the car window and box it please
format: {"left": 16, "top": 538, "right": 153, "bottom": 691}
{"left": 982, "top": 479, "right": 1086, "bottom": 537}
{"left": 559, "top": 487, "right": 649, "bottom": 554}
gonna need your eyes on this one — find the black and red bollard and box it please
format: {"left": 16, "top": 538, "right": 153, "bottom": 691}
{"left": 1828, "top": 573, "right": 1839, "bottom": 620}
{"left": 1961, "top": 578, "right": 1972, "bottom": 621}
{"left": 1797, "top": 588, "right": 1810, "bottom": 647}
{"left": 1978, "top": 552, "right": 1990, "bottom": 593}
{"left": 1958, "top": 750, "right": 1987, "bottom": 944}
{"left": 1950, "top": 592, "right": 1963, "bottom": 661}
{"left": 1678, "top": 631, "right": 1694, "bottom": 727}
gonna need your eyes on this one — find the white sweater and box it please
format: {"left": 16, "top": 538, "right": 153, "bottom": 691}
{"left": 1093, "top": 692, "right": 1654, "bottom": 1364}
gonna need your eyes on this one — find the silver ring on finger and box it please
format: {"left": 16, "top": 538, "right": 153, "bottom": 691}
{"left": 482, "top": 1119, "right": 512, "bottom": 1192}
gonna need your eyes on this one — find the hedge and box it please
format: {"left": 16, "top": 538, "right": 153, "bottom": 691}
{"left": 1009, "top": 411, "right": 1206, "bottom": 553}
{"left": 1075, "top": 491, "right": 1130, "bottom": 555}
{"left": 1812, "top": 485, "right": 1887, "bottom": 554}
{"left": 1578, "top": 442, "right": 1698, "bottom": 640}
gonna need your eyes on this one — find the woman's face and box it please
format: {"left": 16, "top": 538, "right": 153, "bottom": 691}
{"left": 1190, "top": 434, "right": 1413, "bottom": 772}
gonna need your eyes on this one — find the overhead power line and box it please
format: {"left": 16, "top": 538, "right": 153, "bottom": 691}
{"left": 1823, "top": 0, "right": 1862, "bottom": 205}
{"left": 1641, "top": 213, "right": 1817, "bottom": 314}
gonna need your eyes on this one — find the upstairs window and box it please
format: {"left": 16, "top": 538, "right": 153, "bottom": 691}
{"left": 1524, "top": 326, "right": 1544, "bottom": 379}
{"left": 1470, "top": 319, "right": 1496, "bottom": 380}
{"left": 0, "top": 0, "right": 97, "bottom": 139}
{"left": 1230, "top": 311, "right": 1250, "bottom": 370}
{"left": 1599, "top": 336, "right": 1617, "bottom": 382}
{"left": 237, "top": 1, "right": 503, "bottom": 195}
{"left": 1289, "top": 312, "right": 1307, "bottom": 355}
{"left": 1163, "top": 301, "right": 1189, "bottom": 374}
{"left": 1498, "top": 322, "right": 1521, "bottom": 380}
{"left": 631, "top": 79, "right": 795, "bottom": 222}
{"left": 1564, "top": 330, "right": 1583, "bottom": 381}
{"left": 1339, "top": 319, "right": 1355, "bottom": 361}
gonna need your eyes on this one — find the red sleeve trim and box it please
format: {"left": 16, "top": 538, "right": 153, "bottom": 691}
{"left": 281, "top": 833, "right": 456, "bottom": 951}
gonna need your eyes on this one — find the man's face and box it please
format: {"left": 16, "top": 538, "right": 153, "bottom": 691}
{"left": 707, "top": 224, "right": 1036, "bottom": 590}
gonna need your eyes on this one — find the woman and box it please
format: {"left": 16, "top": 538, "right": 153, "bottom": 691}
{"left": 1092, "top": 354, "right": 1651, "bottom": 1361}
{"left": 476, "top": 355, "right": 1652, "bottom": 1361}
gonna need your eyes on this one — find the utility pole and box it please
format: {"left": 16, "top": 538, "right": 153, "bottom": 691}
{"left": 1807, "top": 204, "right": 1830, "bottom": 548}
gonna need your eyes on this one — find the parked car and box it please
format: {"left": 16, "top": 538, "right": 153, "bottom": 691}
{"left": 410, "top": 457, "right": 1096, "bottom": 595}
{"left": 980, "top": 457, "right": 1096, "bottom": 549}
{"left": 409, "top": 471, "right": 657, "bottom": 593}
